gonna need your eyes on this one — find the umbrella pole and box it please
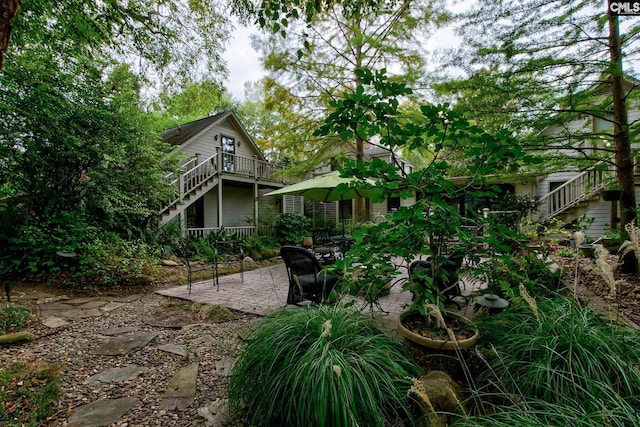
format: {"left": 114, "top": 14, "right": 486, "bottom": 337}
{"left": 341, "top": 196, "right": 345, "bottom": 237}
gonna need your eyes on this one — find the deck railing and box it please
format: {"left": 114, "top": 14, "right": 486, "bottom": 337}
{"left": 187, "top": 225, "right": 276, "bottom": 239}
{"left": 160, "top": 153, "right": 286, "bottom": 216}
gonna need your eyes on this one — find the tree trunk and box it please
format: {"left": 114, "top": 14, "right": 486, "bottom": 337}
{"left": 353, "top": 21, "right": 367, "bottom": 222}
{"left": 0, "top": 0, "right": 20, "bottom": 69}
{"left": 608, "top": 13, "right": 637, "bottom": 271}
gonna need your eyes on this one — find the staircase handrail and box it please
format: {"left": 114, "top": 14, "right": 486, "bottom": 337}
{"left": 538, "top": 163, "right": 613, "bottom": 219}
{"left": 159, "top": 154, "right": 218, "bottom": 215}
{"left": 180, "top": 153, "right": 218, "bottom": 201}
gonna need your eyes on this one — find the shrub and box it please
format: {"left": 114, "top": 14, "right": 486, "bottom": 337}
{"left": 460, "top": 297, "right": 640, "bottom": 425}
{"left": 242, "top": 234, "right": 279, "bottom": 261}
{"left": 0, "top": 306, "right": 31, "bottom": 334}
{"left": 479, "top": 253, "right": 564, "bottom": 300}
{"left": 275, "top": 213, "right": 311, "bottom": 245}
{"left": 76, "top": 233, "right": 161, "bottom": 287}
{"left": 229, "top": 304, "right": 421, "bottom": 427}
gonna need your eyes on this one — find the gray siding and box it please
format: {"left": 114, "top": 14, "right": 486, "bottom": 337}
{"left": 222, "top": 185, "right": 254, "bottom": 227}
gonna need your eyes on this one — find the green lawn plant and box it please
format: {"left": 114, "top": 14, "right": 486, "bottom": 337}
{"left": 0, "top": 361, "right": 64, "bottom": 426}
{"left": 457, "top": 297, "right": 640, "bottom": 426}
{"left": 228, "top": 304, "right": 421, "bottom": 427}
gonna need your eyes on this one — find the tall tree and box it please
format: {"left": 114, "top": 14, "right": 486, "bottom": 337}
{"left": 2, "top": 0, "right": 243, "bottom": 92}
{"left": 153, "top": 80, "right": 236, "bottom": 126}
{"left": 254, "top": 0, "right": 447, "bottom": 219}
{"left": 436, "top": 0, "right": 640, "bottom": 229}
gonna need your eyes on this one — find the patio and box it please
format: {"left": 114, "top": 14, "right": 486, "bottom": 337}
{"left": 156, "top": 259, "right": 484, "bottom": 334}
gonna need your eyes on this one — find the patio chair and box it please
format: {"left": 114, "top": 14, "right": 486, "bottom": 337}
{"left": 178, "top": 243, "right": 215, "bottom": 295}
{"left": 280, "top": 245, "right": 341, "bottom": 305}
{"left": 409, "top": 248, "right": 467, "bottom": 309}
{"left": 213, "top": 240, "right": 244, "bottom": 290}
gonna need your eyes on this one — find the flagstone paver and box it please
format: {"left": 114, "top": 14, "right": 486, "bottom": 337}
{"left": 67, "top": 397, "right": 137, "bottom": 427}
{"left": 212, "top": 357, "right": 236, "bottom": 377}
{"left": 101, "top": 325, "right": 139, "bottom": 336}
{"left": 159, "top": 363, "right": 199, "bottom": 411}
{"left": 78, "top": 300, "right": 108, "bottom": 309}
{"left": 66, "top": 297, "right": 102, "bottom": 305}
{"left": 191, "top": 334, "right": 215, "bottom": 347}
{"left": 100, "top": 301, "right": 125, "bottom": 312}
{"left": 40, "top": 301, "right": 76, "bottom": 311}
{"left": 42, "top": 316, "right": 70, "bottom": 328}
{"left": 86, "top": 364, "right": 146, "bottom": 384}
{"left": 113, "top": 294, "right": 143, "bottom": 303}
{"left": 92, "top": 331, "right": 158, "bottom": 355}
{"left": 158, "top": 343, "right": 189, "bottom": 357}
{"left": 198, "top": 399, "right": 229, "bottom": 427}
{"left": 59, "top": 308, "right": 103, "bottom": 319}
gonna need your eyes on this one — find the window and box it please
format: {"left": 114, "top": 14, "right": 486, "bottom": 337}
{"left": 221, "top": 135, "right": 235, "bottom": 172}
{"left": 387, "top": 196, "right": 401, "bottom": 212}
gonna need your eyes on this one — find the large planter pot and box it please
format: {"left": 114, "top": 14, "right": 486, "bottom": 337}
{"left": 579, "top": 244, "right": 595, "bottom": 258}
{"left": 398, "top": 310, "right": 479, "bottom": 351}
{"left": 602, "top": 189, "right": 623, "bottom": 201}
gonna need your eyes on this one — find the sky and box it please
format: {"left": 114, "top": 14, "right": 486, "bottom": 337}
{"left": 222, "top": 24, "right": 261, "bottom": 101}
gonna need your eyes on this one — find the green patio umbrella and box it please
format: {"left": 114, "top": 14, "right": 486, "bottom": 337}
{"left": 264, "top": 171, "right": 382, "bottom": 234}
{"left": 264, "top": 170, "right": 381, "bottom": 202}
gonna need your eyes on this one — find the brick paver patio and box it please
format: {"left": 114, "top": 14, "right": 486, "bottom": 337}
{"left": 156, "top": 260, "right": 482, "bottom": 333}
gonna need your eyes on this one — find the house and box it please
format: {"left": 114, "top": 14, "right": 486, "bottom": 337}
{"left": 525, "top": 79, "right": 640, "bottom": 237}
{"left": 160, "top": 111, "right": 290, "bottom": 238}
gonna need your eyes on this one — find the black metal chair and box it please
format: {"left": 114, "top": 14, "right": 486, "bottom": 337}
{"left": 409, "top": 248, "right": 467, "bottom": 309}
{"left": 178, "top": 243, "right": 215, "bottom": 295}
{"left": 213, "top": 240, "right": 244, "bottom": 291}
{"left": 280, "top": 245, "right": 341, "bottom": 305}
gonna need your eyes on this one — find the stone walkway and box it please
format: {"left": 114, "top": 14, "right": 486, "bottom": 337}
{"left": 5, "top": 288, "right": 237, "bottom": 426}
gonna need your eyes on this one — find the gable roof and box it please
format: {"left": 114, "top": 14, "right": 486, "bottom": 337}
{"left": 162, "top": 112, "right": 228, "bottom": 146}
{"left": 162, "top": 111, "right": 267, "bottom": 161}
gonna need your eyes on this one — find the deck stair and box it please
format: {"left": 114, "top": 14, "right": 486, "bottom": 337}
{"left": 538, "top": 164, "right": 613, "bottom": 223}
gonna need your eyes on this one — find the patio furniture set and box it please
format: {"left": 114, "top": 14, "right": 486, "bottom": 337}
{"left": 280, "top": 240, "right": 469, "bottom": 310}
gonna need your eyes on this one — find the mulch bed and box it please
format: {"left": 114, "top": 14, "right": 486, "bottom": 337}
{"left": 553, "top": 253, "right": 640, "bottom": 327}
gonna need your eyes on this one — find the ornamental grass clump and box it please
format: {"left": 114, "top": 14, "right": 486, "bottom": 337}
{"left": 228, "top": 304, "right": 421, "bottom": 427}
{"left": 457, "top": 297, "right": 640, "bottom": 426}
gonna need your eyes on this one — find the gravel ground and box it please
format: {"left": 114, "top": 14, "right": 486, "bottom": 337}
{"left": 2, "top": 283, "right": 260, "bottom": 427}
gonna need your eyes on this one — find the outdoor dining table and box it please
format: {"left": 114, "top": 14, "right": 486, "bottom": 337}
{"left": 330, "top": 235, "right": 355, "bottom": 253}
{"left": 314, "top": 246, "right": 339, "bottom": 265}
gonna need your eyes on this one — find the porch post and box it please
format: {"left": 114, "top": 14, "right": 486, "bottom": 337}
{"left": 254, "top": 182, "right": 259, "bottom": 236}
{"left": 217, "top": 147, "right": 223, "bottom": 228}
{"left": 253, "top": 155, "right": 259, "bottom": 235}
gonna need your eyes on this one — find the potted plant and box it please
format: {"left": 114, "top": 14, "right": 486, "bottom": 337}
{"left": 397, "top": 237, "right": 479, "bottom": 350}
